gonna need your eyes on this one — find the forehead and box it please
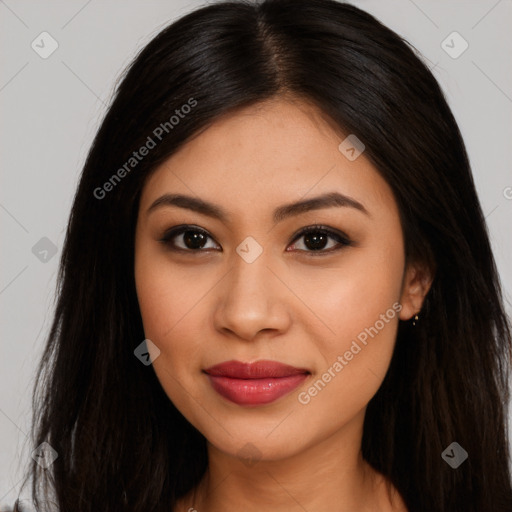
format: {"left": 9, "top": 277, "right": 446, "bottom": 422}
{"left": 139, "top": 97, "right": 397, "bottom": 220}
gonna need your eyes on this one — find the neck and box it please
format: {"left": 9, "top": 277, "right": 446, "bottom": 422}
{"left": 177, "top": 409, "right": 406, "bottom": 512}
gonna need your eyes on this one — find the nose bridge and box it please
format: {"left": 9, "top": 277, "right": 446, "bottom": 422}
{"left": 227, "top": 249, "right": 275, "bottom": 313}
{"left": 213, "top": 246, "right": 290, "bottom": 339}
{"left": 231, "top": 252, "right": 270, "bottom": 299}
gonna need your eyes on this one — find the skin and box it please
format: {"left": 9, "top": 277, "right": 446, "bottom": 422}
{"left": 134, "top": 96, "right": 432, "bottom": 512}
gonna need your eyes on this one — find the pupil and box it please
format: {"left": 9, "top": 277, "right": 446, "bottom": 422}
{"left": 304, "top": 232, "right": 327, "bottom": 250}
{"left": 184, "top": 231, "right": 206, "bottom": 249}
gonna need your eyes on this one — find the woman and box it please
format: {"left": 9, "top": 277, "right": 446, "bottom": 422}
{"left": 13, "top": 0, "right": 512, "bottom": 510}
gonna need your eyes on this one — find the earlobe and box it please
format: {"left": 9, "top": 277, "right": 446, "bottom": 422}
{"left": 398, "top": 263, "right": 433, "bottom": 321}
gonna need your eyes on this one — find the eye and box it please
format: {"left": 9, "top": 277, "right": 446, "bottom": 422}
{"left": 159, "top": 225, "right": 221, "bottom": 252}
{"left": 158, "top": 224, "right": 352, "bottom": 255}
{"left": 287, "top": 225, "right": 352, "bottom": 254}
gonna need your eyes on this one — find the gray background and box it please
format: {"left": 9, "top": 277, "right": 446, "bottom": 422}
{"left": 1, "top": 0, "right": 511, "bottom": 506}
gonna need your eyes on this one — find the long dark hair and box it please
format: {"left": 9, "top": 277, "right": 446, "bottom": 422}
{"left": 15, "top": 0, "right": 512, "bottom": 510}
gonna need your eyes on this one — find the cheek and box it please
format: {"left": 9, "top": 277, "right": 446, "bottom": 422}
{"left": 135, "top": 257, "right": 211, "bottom": 424}
{"left": 135, "top": 244, "right": 209, "bottom": 340}
{"left": 297, "top": 238, "right": 403, "bottom": 339}
{"left": 134, "top": 249, "right": 208, "bottom": 380}
{"left": 294, "top": 239, "right": 404, "bottom": 401}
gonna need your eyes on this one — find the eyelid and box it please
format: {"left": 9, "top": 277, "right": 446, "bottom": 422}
{"left": 158, "top": 224, "right": 222, "bottom": 251}
{"left": 288, "top": 224, "right": 351, "bottom": 244}
{"left": 287, "top": 224, "right": 352, "bottom": 253}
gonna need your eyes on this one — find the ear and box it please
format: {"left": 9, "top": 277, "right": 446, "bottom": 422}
{"left": 398, "top": 262, "right": 433, "bottom": 321}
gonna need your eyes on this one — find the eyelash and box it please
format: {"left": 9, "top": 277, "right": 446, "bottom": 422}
{"left": 158, "top": 224, "right": 353, "bottom": 255}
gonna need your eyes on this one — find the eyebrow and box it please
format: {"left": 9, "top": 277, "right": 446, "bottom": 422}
{"left": 146, "top": 191, "right": 370, "bottom": 222}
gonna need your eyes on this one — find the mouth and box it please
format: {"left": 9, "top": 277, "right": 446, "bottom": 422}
{"left": 203, "top": 360, "right": 310, "bottom": 406}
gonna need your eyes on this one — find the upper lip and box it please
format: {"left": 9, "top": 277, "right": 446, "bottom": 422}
{"left": 204, "top": 360, "right": 310, "bottom": 379}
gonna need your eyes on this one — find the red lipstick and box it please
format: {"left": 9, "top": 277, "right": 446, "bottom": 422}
{"left": 204, "top": 360, "right": 309, "bottom": 406}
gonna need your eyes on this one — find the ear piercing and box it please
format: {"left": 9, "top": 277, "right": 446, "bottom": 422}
{"left": 412, "top": 314, "right": 419, "bottom": 326}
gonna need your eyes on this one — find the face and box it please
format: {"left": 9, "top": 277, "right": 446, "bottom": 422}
{"left": 134, "top": 97, "right": 426, "bottom": 462}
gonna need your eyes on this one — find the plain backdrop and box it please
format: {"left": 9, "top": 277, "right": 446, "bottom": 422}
{"left": 1, "top": 0, "right": 511, "bottom": 506}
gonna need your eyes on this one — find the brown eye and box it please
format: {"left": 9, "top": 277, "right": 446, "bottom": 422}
{"left": 303, "top": 232, "right": 329, "bottom": 250}
{"left": 182, "top": 230, "right": 208, "bottom": 249}
{"left": 159, "top": 226, "right": 220, "bottom": 251}
{"left": 288, "top": 226, "right": 352, "bottom": 253}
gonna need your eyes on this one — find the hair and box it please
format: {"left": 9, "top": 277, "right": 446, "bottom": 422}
{"left": 13, "top": 0, "right": 511, "bottom": 511}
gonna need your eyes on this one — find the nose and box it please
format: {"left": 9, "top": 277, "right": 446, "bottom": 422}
{"left": 213, "top": 253, "right": 292, "bottom": 342}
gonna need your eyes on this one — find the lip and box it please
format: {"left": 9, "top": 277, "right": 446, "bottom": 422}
{"left": 204, "top": 360, "right": 310, "bottom": 406}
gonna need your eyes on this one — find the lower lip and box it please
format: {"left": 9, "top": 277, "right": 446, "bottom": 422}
{"left": 207, "top": 373, "right": 309, "bottom": 406}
